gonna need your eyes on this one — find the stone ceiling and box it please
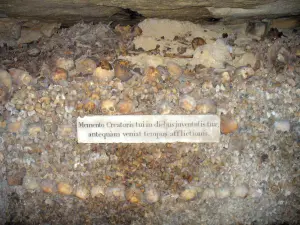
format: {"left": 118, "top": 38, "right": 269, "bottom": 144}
{"left": 1, "top": 0, "right": 300, "bottom": 25}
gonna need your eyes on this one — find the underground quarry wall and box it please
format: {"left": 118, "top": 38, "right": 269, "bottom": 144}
{"left": 0, "top": 1, "right": 300, "bottom": 225}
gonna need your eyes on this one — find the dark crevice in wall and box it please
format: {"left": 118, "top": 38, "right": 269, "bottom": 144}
{"left": 205, "top": 17, "right": 222, "bottom": 23}
{"left": 109, "top": 7, "right": 144, "bottom": 27}
{"left": 123, "top": 8, "right": 143, "bottom": 21}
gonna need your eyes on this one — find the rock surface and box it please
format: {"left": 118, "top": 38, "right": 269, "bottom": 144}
{"left": 0, "top": 18, "right": 299, "bottom": 225}
{"left": 1, "top": 0, "right": 300, "bottom": 24}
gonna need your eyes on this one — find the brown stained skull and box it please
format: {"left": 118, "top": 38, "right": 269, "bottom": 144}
{"left": 101, "top": 99, "right": 116, "bottom": 115}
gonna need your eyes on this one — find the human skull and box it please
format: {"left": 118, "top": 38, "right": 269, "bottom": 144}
{"left": 101, "top": 99, "right": 116, "bottom": 114}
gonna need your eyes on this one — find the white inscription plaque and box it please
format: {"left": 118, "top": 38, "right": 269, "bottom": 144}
{"left": 77, "top": 115, "right": 220, "bottom": 143}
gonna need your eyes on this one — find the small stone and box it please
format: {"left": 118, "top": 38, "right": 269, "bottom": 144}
{"left": 45, "top": 198, "right": 53, "bottom": 206}
{"left": 39, "top": 63, "right": 51, "bottom": 84}
{"left": 125, "top": 186, "right": 143, "bottom": 204}
{"left": 114, "top": 59, "right": 133, "bottom": 81}
{"left": 76, "top": 58, "right": 97, "bottom": 75}
{"left": 9, "top": 68, "right": 33, "bottom": 86}
{"left": 233, "top": 184, "right": 249, "bottom": 198}
{"left": 167, "top": 62, "right": 182, "bottom": 79}
{"left": 179, "top": 81, "right": 195, "bottom": 94}
{"left": 246, "top": 22, "right": 267, "bottom": 38}
{"left": 65, "top": 104, "right": 75, "bottom": 114}
{"left": 115, "top": 24, "right": 132, "bottom": 36}
{"left": 156, "top": 65, "right": 170, "bottom": 79}
{"left": 8, "top": 121, "right": 23, "bottom": 133}
{"left": 0, "top": 120, "right": 6, "bottom": 129}
{"left": 93, "top": 67, "right": 114, "bottom": 82}
{"left": 293, "top": 125, "right": 300, "bottom": 137}
{"left": 229, "top": 135, "right": 245, "bottom": 151}
{"left": 116, "top": 81, "right": 124, "bottom": 91}
{"left": 157, "top": 101, "right": 172, "bottom": 115}
{"left": 0, "top": 18, "right": 21, "bottom": 45}
{"left": 100, "top": 60, "right": 113, "bottom": 70}
{"left": 196, "top": 99, "right": 217, "bottom": 114}
{"left": 56, "top": 58, "right": 75, "bottom": 71}
{"left": 27, "top": 48, "right": 40, "bottom": 57}
{"left": 195, "top": 66, "right": 207, "bottom": 77}
{"left": 221, "top": 116, "right": 238, "bottom": 134}
{"left": 0, "top": 69, "right": 12, "bottom": 91}
{"left": 40, "top": 179, "right": 57, "bottom": 194}
{"left": 101, "top": 99, "right": 116, "bottom": 114}
{"left": 75, "top": 186, "right": 89, "bottom": 200}
{"left": 132, "top": 25, "right": 143, "bottom": 37}
{"left": 98, "top": 153, "right": 109, "bottom": 164}
{"left": 202, "top": 80, "right": 213, "bottom": 89}
{"left": 215, "top": 186, "right": 231, "bottom": 198}
{"left": 234, "top": 53, "right": 257, "bottom": 68}
{"left": 202, "top": 188, "right": 216, "bottom": 199}
{"left": 177, "top": 46, "right": 187, "bottom": 54}
{"left": 143, "top": 66, "right": 161, "bottom": 83}
{"left": 28, "top": 124, "right": 43, "bottom": 136}
{"left": 0, "top": 86, "right": 8, "bottom": 103}
{"left": 180, "top": 188, "right": 197, "bottom": 201}
{"left": 221, "top": 71, "right": 231, "bottom": 83}
{"left": 234, "top": 66, "right": 255, "bottom": 79}
{"left": 0, "top": 152, "right": 4, "bottom": 163}
{"left": 52, "top": 68, "right": 68, "bottom": 82}
{"left": 17, "top": 28, "right": 42, "bottom": 44}
{"left": 249, "top": 188, "right": 263, "bottom": 198}
{"left": 83, "top": 100, "right": 97, "bottom": 112}
{"left": 179, "top": 95, "right": 196, "bottom": 112}
{"left": 192, "top": 40, "right": 231, "bottom": 68}
{"left": 25, "top": 104, "right": 34, "bottom": 111}
{"left": 106, "top": 186, "right": 125, "bottom": 200}
{"left": 234, "top": 47, "right": 246, "bottom": 56}
{"left": 192, "top": 37, "right": 206, "bottom": 50}
{"left": 23, "top": 176, "right": 39, "bottom": 191}
{"left": 91, "top": 185, "right": 105, "bottom": 198}
{"left": 287, "top": 78, "right": 296, "bottom": 87}
{"left": 57, "top": 124, "right": 74, "bottom": 137}
{"left": 234, "top": 37, "right": 252, "bottom": 46}
{"left": 89, "top": 93, "right": 100, "bottom": 102}
{"left": 40, "top": 22, "right": 60, "bottom": 37}
{"left": 274, "top": 120, "right": 290, "bottom": 132}
{"left": 117, "top": 100, "right": 133, "bottom": 114}
{"left": 118, "top": 41, "right": 128, "bottom": 55}
{"left": 57, "top": 182, "right": 73, "bottom": 195}
{"left": 145, "top": 186, "right": 160, "bottom": 203}
{"left": 7, "top": 168, "right": 26, "bottom": 186}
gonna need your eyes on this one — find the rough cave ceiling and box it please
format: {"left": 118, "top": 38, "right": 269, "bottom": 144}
{"left": 1, "top": 0, "right": 300, "bottom": 25}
